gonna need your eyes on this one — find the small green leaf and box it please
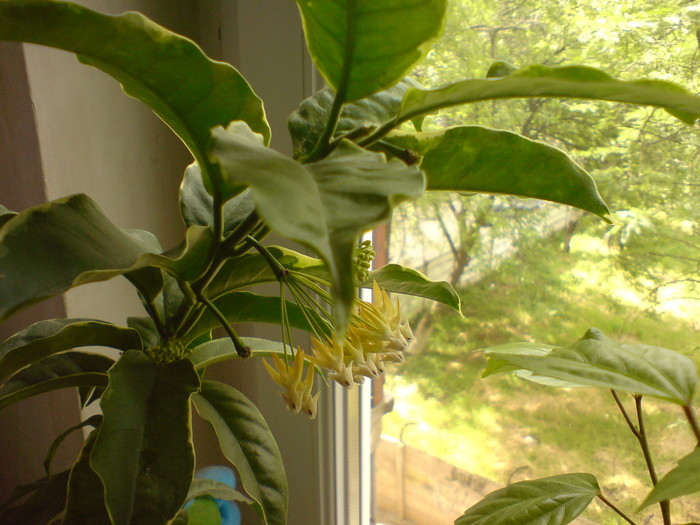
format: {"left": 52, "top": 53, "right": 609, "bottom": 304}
{"left": 189, "top": 337, "right": 286, "bottom": 370}
{"left": 63, "top": 430, "right": 110, "bottom": 525}
{"left": 288, "top": 79, "right": 422, "bottom": 160}
{"left": 0, "top": 352, "right": 111, "bottom": 412}
{"left": 365, "top": 264, "right": 461, "bottom": 314}
{"left": 640, "top": 448, "right": 700, "bottom": 509}
{"left": 0, "top": 470, "right": 70, "bottom": 525}
{"left": 454, "top": 473, "right": 599, "bottom": 525}
{"left": 186, "top": 478, "right": 252, "bottom": 505}
{"left": 398, "top": 65, "right": 700, "bottom": 125}
{"left": 127, "top": 317, "right": 160, "bottom": 349}
{"left": 184, "top": 292, "right": 331, "bottom": 345}
{"left": 0, "top": 0, "right": 270, "bottom": 194}
{"left": 184, "top": 498, "right": 222, "bottom": 525}
{"left": 484, "top": 328, "right": 698, "bottom": 405}
{"left": 295, "top": 0, "right": 447, "bottom": 102}
{"left": 90, "top": 351, "right": 200, "bottom": 525}
{"left": 0, "top": 204, "right": 17, "bottom": 228}
{"left": 193, "top": 380, "right": 287, "bottom": 525}
{"left": 389, "top": 126, "right": 610, "bottom": 218}
{"left": 0, "top": 318, "right": 139, "bottom": 380}
{"left": 308, "top": 141, "right": 424, "bottom": 335}
{"left": 179, "top": 164, "right": 256, "bottom": 233}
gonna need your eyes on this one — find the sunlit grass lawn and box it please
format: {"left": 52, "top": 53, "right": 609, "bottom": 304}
{"left": 382, "top": 232, "right": 699, "bottom": 524}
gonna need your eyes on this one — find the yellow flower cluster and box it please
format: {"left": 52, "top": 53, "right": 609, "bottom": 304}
{"left": 263, "top": 282, "right": 413, "bottom": 418}
{"left": 310, "top": 281, "right": 413, "bottom": 387}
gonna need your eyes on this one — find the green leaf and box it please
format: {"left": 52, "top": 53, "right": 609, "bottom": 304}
{"left": 127, "top": 317, "right": 160, "bottom": 349}
{"left": 184, "top": 498, "right": 222, "bottom": 525}
{"left": 366, "top": 264, "right": 461, "bottom": 314}
{"left": 0, "top": 352, "right": 112, "bottom": 410}
{"left": 186, "top": 478, "right": 252, "bottom": 505}
{"left": 398, "top": 65, "right": 700, "bottom": 126}
{"left": 0, "top": 470, "right": 70, "bottom": 525}
{"left": 0, "top": 0, "right": 270, "bottom": 194}
{"left": 288, "top": 79, "right": 423, "bottom": 160}
{"left": 307, "top": 141, "right": 424, "bottom": 335}
{"left": 184, "top": 291, "right": 331, "bottom": 345}
{"left": 90, "top": 351, "right": 200, "bottom": 525}
{"left": 640, "top": 448, "right": 700, "bottom": 509}
{"left": 484, "top": 328, "right": 698, "bottom": 405}
{"left": 193, "top": 380, "right": 287, "bottom": 525}
{"left": 63, "top": 430, "right": 111, "bottom": 525}
{"left": 454, "top": 473, "right": 599, "bottom": 525}
{"left": 208, "top": 122, "right": 331, "bottom": 251}
{"left": 0, "top": 317, "right": 139, "bottom": 381}
{"left": 206, "top": 246, "right": 327, "bottom": 300}
{"left": 295, "top": 0, "right": 447, "bottom": 102}
{"left": 0, "top": 195, "right": 154, "bottom": 320}
{"left": 44, "top": 414, "right": 103, "bottom": 477}
{"left": 389, "top": 126, "right": 610, "bottom": 218}
{"left": 189, "top": 337, "right": 286, "bottom": 370}
{"left": 0, "top": 204, "right": 17, "bottom": 228}
{"left": 180, "top": 163, "right": 256, "bottom": 233}
{"left": 78, "top": 224, "right": 216, "bottom": 285}
{"left": 481, "top": 343, "right": 585, "bottom": 388}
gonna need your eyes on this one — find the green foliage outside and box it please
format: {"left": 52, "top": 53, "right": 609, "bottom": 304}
{"left": 0, "top": 1, "right": 698, "bottom": 524}
{"left": 384, "top": 1, "right": 700, "bottom": 523}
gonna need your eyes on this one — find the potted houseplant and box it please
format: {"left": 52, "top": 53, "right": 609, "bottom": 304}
{"left": 1, "top": 1, "right": 699, "bottom": 523}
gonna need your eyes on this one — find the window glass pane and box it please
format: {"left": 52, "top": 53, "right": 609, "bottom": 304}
{"left": 372, "top": 1, "right": 699, "bottom": 524}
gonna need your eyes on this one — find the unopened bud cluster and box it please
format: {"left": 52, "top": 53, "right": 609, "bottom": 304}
{"left": 145, "top": 339, "right": 189, "bottom": 363}
{"left": 353, "top": 240, "right": 375, "bottom": 283}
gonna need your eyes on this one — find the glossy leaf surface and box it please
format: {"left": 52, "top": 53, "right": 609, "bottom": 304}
{"left": 0, "top": 352, "right": 112, "bottom": 409}
{"left": 0, "top": 195, "right": 153, "bottom": 321}
{"left": 366, "top": 264, "right": 461, "bottom": 314}
{"left": 288, "top": 79, "right": 422, "bottom": 159}
{"left": 183, "top": 291, "right": 331, "bottom": 345}
{"left": 206, "top": 247, "right": 326, "bottom": 300}
{"left": 308, "top": 141, "right": 424, "bottom": 334}
{"left": 295, "top": 0, "right": 446, "bottom": 102}
{"left": 640, "top": 448, "right": 700, "bottom": 509}
{"left": 0, "top": 0, "right": 269, "bottom": 193}
{"left": 0, "top": 318, "right": 139, "bottom": 380}
{"left": 193, "top": 380, "right": 287, "bottom": 525}
{"left": 63, "top": 431, "right": 110, "bottom": 525}
{"left": 90, "top": 351, "right": 200, "bottom": 525}
{"left": 454, "top": 473, "right": 599, "bottom": 525}
{"left": 179, "top": 164, "right": 256, "bottom": 233}
{"left": 389, "top": 126, "right": 609, "bottom": 218}
{"left": 398, "top": 65, "right": 700, "bottom": 125}
{"left": 483, "top": 328, "right": 698, "bottom": 405}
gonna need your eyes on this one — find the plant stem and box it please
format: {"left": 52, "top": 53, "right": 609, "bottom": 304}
{"left": 198, "top": 294, "right": 251, "bottom": 359}
{"left": 611, "top": 390, "right": 640, "bottom": 438}
{"left": 683, "top": 404, "right": 700, "bottom": 444}
{"left": 303, "top": 3, "right": 356, "bottom": 163}
{"left": 596, "top": 493, "right": 638, "bottom": 525}
{"left": 245, "top": 235, "right": 288, "bottom": 281}
{"left": 634, "top": 395, "right": 671, "bottom": 525}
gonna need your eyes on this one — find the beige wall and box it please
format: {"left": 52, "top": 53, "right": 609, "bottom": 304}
{"left": 1, "top": 2, "right": 341, "bottom": 523}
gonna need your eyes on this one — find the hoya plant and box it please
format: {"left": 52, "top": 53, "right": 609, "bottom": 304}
{"left": 1, "top": 1, "right": 699, "bottom": 524}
